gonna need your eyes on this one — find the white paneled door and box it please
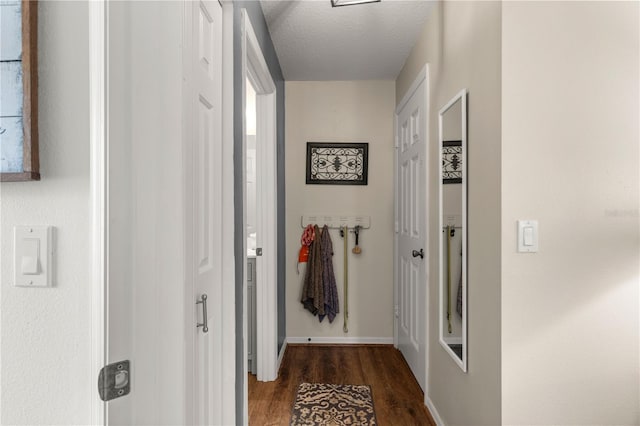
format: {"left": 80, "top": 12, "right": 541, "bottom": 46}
{"left": 99, "top": 1, "right": 231, "bottom": 424}
{"left": 185, "top": 0, "right": 225, "bottom": 424}
{"left": 395, "top": 73, "right": 428, "bottom": 391}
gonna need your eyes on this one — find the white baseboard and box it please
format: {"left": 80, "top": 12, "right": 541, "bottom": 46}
{"left": 426, "top": 395, "right": 445, "bottom": 426}
{"left": 277, "top": 339, "right": 288, "bottom": 372}
{"left": 286, "top": 336, "right": 394, "bottom": 345}
{"left": 443, "top": 336, "right": 462, "bottom": 345}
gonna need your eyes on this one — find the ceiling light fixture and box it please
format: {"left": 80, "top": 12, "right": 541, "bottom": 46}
{"left": 331, "top": 0, "right": 381, "bottom": 7}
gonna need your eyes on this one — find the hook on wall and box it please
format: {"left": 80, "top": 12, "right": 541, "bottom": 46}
{"left": 442, "top": 226, "right": 460, "bottom": 238}
{"left": 352, "top": 225, "right": 362, "bottom": 254}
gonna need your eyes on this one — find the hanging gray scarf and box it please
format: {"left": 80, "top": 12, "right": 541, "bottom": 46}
{"left": 319, "top": 225, "right": 339, "bottom": 323}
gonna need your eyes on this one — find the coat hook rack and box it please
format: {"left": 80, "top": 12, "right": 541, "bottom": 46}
{"left": 301, "top": 215, "right": 371, "bottom": 230}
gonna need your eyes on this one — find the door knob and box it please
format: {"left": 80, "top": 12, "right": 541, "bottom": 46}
{"left": 412, "top": 249, "right": 424, "bottom": 259}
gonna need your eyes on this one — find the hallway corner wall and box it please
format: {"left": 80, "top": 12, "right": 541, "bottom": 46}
{"left": 284, "top": 80, "right": 396, "bottom": 341}
{"left": 501, "top": 2, "right": 640, "bottom": 424}
{"left": 233, "top": 1, "right": 286, "bottom": 422}
{"left": 395, "top": 1, "right": 502, "bottom": 425}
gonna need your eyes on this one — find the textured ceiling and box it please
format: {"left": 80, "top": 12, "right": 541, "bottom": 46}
{"left": 260, "top": 0, "right": 434, "bottom": 81}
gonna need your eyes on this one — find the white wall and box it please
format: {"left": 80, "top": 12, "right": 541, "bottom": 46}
{"left": 502, "top": 2, "right": 640, "bottom": 424}
{"left": 0, "top": 2, "right": 92, "bottom": 424}
{"left": 396, "top": 1, "right": 502, "bottom": 424}
{"left": 285, "top": 81, "right": 396, "bottom": 341}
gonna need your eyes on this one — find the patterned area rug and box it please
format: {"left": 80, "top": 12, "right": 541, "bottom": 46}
{"left": 290, "top": 383, "right": 378, "bottom": 425}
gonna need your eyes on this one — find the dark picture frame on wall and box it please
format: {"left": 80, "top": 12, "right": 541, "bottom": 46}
{"left": 1, "top": 0, "right": 39, "bottom": 182}
{"left": 306, "top": 142, "right": 369, "bottom": 185}
{"left": 442, "top": 140, "right": 462, "bottom": 184}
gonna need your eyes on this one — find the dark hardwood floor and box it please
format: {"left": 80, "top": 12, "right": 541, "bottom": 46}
{"left": 248, "top": 344, "right": 436, "bottom": 425}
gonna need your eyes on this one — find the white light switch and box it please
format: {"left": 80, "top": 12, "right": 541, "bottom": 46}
{"left": 518, "top": 220, "right": 538, "bottom": 253}
{"left": 14, "top": 226, "right": 53, "bottom": 287}
{"left": 21, "top": 238, "right": 40, "bottom": 274}
{"left": 523, "top": 227, "right": 534, "bottom": 246}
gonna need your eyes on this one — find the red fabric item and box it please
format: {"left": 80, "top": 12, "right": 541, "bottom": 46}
{"left": 298, "top": 245, "right": 309, "bottom": 263}
{"left": 301, "top": 224, "right": 315, "bottom": 246}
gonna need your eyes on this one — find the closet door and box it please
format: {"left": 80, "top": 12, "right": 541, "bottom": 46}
{"left": 395, "top": 73, "right": 428, "bottom": 391}
{"left": 184, "top": 0, "right": 229, "bottom": 424}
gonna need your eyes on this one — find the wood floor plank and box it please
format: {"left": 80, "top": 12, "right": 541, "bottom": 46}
{"left": 248, "top": 344, "right": 436, "bottom": 425}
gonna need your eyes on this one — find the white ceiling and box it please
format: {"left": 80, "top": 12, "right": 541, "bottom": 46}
{"left": 260, "top": 0, "right": 434, "bottom": 81}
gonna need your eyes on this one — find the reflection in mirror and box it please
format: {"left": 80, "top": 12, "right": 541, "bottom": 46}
{"left": 438, "top": 89, "right": 467, "bottom": 372}
{"left": 246, "top": 77, "right": 257, "bottom": 257}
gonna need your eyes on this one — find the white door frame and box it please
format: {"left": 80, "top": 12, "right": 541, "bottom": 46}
{"left": 89, "top": 1, "right": 236, "bottom": 423}
{"left": 393, "top": 64, "right": 430, "bottom": 403}
{"left": 219, "top": 1, "right": 237, "bottom": 422}
{"left": 89, "top": 1, "right": 106, "bottom": 424}
{"left": 240, "top": 9, "right": 278, "bottom": 388}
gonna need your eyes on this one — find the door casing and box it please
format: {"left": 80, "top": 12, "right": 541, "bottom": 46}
{"left": 89, "top": 1, "right": 106, "bottom": 423}
{"left": 240, "top": 7, "right": 279, "bottom": 391}
{"left": 239, "top": 7, "right": 279, "bottom": 424}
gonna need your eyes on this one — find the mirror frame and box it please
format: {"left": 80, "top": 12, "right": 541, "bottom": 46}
{"left": 438, "top": 89, "right": 468, "bottom": 372}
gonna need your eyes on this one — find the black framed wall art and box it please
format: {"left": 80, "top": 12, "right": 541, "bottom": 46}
{"left": 442, "top": 140, "right": 462, "bottom": 184}
{"left": 306, "top": 142, "right": 368, "bottom": 185}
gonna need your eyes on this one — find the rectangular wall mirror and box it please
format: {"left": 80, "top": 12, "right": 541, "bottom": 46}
{"left": 438, "top": 89, "right": 467, "bottom": 372}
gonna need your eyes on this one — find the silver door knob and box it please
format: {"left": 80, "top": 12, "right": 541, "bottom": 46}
{"left": 412, "top": 249, "right": 424, "bottom": 259}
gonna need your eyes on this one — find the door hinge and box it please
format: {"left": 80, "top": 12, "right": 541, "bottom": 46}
{"left": 256, "top": 248, "right": 262, "bottom": 256}
{"left": 98, "top": 360, "right": 130, "bottom": 402}
{"left": 394, "top": 305, "right": 399, "bottom": 318}
{"left": 394, "top": 221, "right": 399, "bottom": 234}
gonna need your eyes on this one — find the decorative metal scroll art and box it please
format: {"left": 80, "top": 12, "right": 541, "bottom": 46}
{"left": 306, "top": 142, "right": 368, "bottom": 185}
{"left": 442, "top": 140, "right": 462, "bottom": 184}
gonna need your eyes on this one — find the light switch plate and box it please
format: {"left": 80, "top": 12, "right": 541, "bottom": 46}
{"left": 14, "top": 226, "right": 53, "bottom": 287}
{"left": 517, "top": 220, "right": 538, "bottom": 253}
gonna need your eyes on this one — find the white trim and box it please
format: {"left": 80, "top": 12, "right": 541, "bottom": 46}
{"left": 424, "top": 66, "right": 431, "bottom": 399}
{"left": 241, "top": 9, "right": 278, "bottom": 388}
{"left": 182, "top": 4, "right": 194, "bottom": 424}
{"left": 220, "top": 3, "right": 236, "bottom": 423}
{"left": 438, "top": 89, "right": 467, "bottom": 120}
{"left": 426, "top": 396, "right": 445, "bottom": 426}
{"left": 277, "top": 339, "right": 288, "bottom": 371}
{"left": 443, "top": 337, "right": 462, "bottom": 345}
{"left": 240, "top": 10, "right": 249, "bottom": 423}
{"left": 437, "top": 88, "right": 468, "bottom": 373}
{"left": 286, "top": 337, "right": 394, "bottom": 345}
{"left": 89, "top": 1, "right": 106, "bottom": 424}
{"left": 393, "top": 111, "right": 399, "bottom": 349}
